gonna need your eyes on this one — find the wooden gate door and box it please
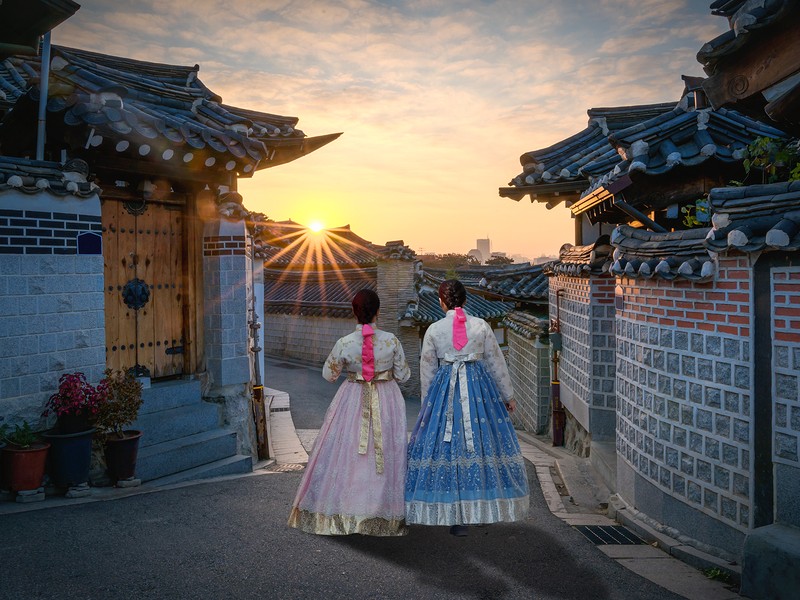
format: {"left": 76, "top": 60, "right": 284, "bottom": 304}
{"left": 103, "top": 199, "right": 185, "bottom": 378}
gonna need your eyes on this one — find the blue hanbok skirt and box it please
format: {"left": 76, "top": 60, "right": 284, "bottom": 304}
{"left": 405, "top": 360, "right": 530, "bottom": 525}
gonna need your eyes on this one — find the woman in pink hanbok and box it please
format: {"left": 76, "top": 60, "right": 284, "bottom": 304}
{"left": 288, "top": 289, "right": 411, "bottom": 536}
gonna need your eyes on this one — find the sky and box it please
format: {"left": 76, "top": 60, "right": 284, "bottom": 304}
{"left": 53, "top": 0, "right": 727, "bottom": 260}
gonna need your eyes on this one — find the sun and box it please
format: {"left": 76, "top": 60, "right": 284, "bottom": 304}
{"left": 308, "top": 220, "right": 325, "bottom": 233}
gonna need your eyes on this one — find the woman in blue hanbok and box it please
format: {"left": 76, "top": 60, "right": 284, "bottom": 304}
{"left": 405, "top": 279, "right": 529, "bottom": 535}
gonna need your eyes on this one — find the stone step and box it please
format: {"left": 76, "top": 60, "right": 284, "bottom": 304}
{"left": 136, "top": 429, "right": 239, "bottom": 482}
{"left": 139, "top": 379, "right": 203, "bottom": 415}
{"left": 147, "top": 455, "right": 254, "bottom": 487}
{"left": 134, "top": 402, "right": 221, "bottom": 449}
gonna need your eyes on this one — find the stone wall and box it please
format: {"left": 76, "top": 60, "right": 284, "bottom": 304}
{"left": 615, "top": 255, "right": 753, "bottom": 556}
{"left": 772, "top": 266, "right": 800, "bottom": 528}
{"left": 377, "top": 258, "right": 421, "bottom": 398}
{"left": 549, "top": 274, "right": 616, "bottom": 442}
{"left": 507, "top": 329, "right": 551, "bottom": 434}
{"left": 0, "top": 191, "right": 105, "bottom": 428}
{"left": 263, "top": 313, "right": 354, "bottom": 367}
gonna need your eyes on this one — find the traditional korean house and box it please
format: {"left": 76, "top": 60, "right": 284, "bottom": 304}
{"left": 259, "top": 222, "right": 515, "bottom": 399}
{"left": 0, "top": 35, "right": 340, "bottom": 485}
{"left": 499, "top": 54, "right": 796, "bottom": 572}
{"left": 694, "top": 2, "right": 800, "bottom": 596}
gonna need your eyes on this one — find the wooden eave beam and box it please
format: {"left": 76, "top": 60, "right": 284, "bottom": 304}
{"left": 498, "top": 181, "right": 586, "bottom": 204}
{"left": 702, "top": 19, "right": 800, "bottom": 108}
{"left": 87, "top": 153, "right": 236, "bottom": 186}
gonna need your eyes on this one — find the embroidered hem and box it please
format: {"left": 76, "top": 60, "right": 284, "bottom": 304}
{"left": 405, "top": 495, "right": 530, "bottom": 526}
{"left": 288, "top": 507, "right": 408, "bottom": 536}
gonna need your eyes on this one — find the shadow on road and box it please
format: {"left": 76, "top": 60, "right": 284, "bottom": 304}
{"left": 333, "top": 519, "right": 612, "bottom": 600}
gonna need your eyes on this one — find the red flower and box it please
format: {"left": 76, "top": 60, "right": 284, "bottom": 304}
{"left": 43, "top": 372, "right": 109, "bottom": 418}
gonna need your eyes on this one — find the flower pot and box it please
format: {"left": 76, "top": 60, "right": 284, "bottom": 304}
{"left": 1, "top": 442, "right": 50, "bottom": 492}
{"left": 43, "top": 428, "right": 95, "bottom": 487}
{"left": 104, "top": 430, "right": 143, "bottom": 482}
{"left": 56, "top": 413, "right": 94, "bottom": 435}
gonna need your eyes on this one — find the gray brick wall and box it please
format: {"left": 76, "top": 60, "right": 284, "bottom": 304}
{"left": 0, "top": 254, "right": 105, "bottom": 427}
{"left": 0, "top": 192, "right": 106, "bottom": 428}
{"left": 203, "top": 221, "right": 251, "bottom": 387}
{"left": 507, "top": 330, "right": 551, "bottom": 433}
{"left": 549, "top": 275, "right": 616, "bottom": 439}
{"left": 772, "top": 267, "right": 800, "bottom": 468}
{"left": 616, "top": 263, "right": 753, "bottom": 532}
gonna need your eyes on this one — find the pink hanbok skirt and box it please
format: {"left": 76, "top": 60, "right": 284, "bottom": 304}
{"left": 288, "top": 379, "right": 408, "bottom": 536}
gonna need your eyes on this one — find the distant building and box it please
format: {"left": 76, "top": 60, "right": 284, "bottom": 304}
{"left": 476, "top": 238, "right": 491, "bottom": 264}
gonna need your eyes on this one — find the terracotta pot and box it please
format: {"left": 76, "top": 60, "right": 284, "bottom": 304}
{"left": 1, "top": 442, "right": 51, "bottom": 492}
{"left": 104, "top": 430, "right": 143, "bottom": 482}
{"left": 43, "top": 429, "right": 95, "bottom": 487}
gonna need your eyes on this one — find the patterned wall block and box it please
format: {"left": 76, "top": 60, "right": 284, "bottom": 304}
{"left": 616, "top": 256, "right": 753, "bottom": 531}
{"left": 772, "top": 267, "right": 800, "bottom": 466}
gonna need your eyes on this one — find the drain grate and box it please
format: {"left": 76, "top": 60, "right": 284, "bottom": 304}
{"left": 272, "top": 362, "right": 305, "bottom": 369}
{"left": 574, "top": 525, "right": 645, "bottom": 545}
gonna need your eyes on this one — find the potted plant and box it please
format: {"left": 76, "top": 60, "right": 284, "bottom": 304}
{"left": 43, "top": 372, "right": 106, "bottom": 434}
{"left": 94, "top": 369, "right": 144, "bottom": 485}
{"left": 42, "top": 372, "right": 107, "bottom": 490}
{"left": 0, "top": 421, "right": 51, "bottom": 494}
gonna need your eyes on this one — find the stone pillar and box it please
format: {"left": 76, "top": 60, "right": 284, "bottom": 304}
{"left": 376, "top": 242, "right": 421, "bottom": 399}
{"left": 202, "top": 218, "right": 256, "bottom": 457}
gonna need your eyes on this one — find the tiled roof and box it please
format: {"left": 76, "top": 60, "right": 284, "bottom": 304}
{"left": 572, "top": 102, "right": 787, "bottom": 219}
{"left": 422, "top": 263, "right": 549, "bottom": 303}
{"left": 263, "top": 267, "right": 376, "bottom": 318}
{"left": 500, "top": 102, "right": 676, "bottom": 203}
{"left": 478, "top": 263, "right": 549, "bottom": 301}
{"left": 259, "top": 222, "right": 381, "bottom": 268}
{"left": 610, "top": 225, "right": 715, "bottom": 281}
{"left": 544, "top": 236, "right": 613, "bottom": 277}
{"left": 0, "top": 0, "right": 79, "bottom": 57}
{"left": 503, "top": 310, "right": 549, "bottom": 341}
{"left": 404, "top": 282, "right": 514, "bottom": 325}
{"left": 0, "top": 156, "right": 97, "bottom": 197}
{"left": 0, "top": 46, "right": 340, "bottom": 174}
{"left": 705, "top": 180, "right": 800, "bottom": 253}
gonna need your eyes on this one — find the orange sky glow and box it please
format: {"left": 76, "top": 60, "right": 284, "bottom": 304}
{"left": 54, "top": 1, "right": 727, "bottom": 260}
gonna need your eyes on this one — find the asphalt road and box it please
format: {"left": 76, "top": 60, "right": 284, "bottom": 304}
{"left": 0, "top": 461, "right": 684, "bottom": 600}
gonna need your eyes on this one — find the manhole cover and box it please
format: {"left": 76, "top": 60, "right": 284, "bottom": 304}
{"left": 574, "top": 525, "right": 645, "bottom": 545}
{"left": 264, "top": 463, "right": 305, "bottom": 473}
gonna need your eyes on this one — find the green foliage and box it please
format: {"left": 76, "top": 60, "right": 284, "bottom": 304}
{"left": 702, "top": 567, "right": 731, "bottom": 583}
{"left": 419, "top": 253, "right": 479, "bottom": 270}
{"left": 0, "top": 421, "right": 39, "bottom": 448}
{"left": 94, "top": 369, "right": 144, "bottom": 438}
{"left": 681, "top": 197, "right": 710, "bottom": 228}
{"left": 741, "top": 136, "right": 800, "bottom": 184}
{"left": 486, "top": 255, "right": 514, "bottom": 265}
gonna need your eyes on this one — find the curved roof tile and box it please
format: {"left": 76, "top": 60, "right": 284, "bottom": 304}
{"left": 0, "top": 46, "right": 340, "bottom": 174}
{"left": 706, "top": 180, "right": 800, "bottom": 253}
{"left": 544, "top": 236, "right": 613, "bottom": 277}
{"left": 610, "top": 225, "right": 715, "bottom": 281}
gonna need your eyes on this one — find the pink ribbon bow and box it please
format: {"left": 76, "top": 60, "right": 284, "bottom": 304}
{"left": 361, "top": 323, "right": 375, "bottom": 381}
{"left": 452, "top": 307, "right": 468, "bottom": 350}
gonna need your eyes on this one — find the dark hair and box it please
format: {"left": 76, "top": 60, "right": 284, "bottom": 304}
{"left": 352, "top": 289, "right": 380, "bottom": 324}
{"left": 438, "top": 279, "right": 466, "bottom": 310}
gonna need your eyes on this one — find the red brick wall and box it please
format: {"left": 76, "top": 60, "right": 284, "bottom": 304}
{"left": 616, "top": 256, "right": 752, "bottom": 336}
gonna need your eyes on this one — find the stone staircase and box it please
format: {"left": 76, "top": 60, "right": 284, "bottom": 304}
{"left": 132, "top": 379, "right": 252, "bottom": 485}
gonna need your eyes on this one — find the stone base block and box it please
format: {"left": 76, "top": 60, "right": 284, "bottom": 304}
{"left": 741, "top": 523, "right": 800, "bottom": 600}
{"left": 16, "top": 489, "right": 46, "bottom": 503}
{"left": 65, "top": 483, "right": 91, "bottom": 498}
{"left": 116, "top": 478, "right": 141, "bottom": 488}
